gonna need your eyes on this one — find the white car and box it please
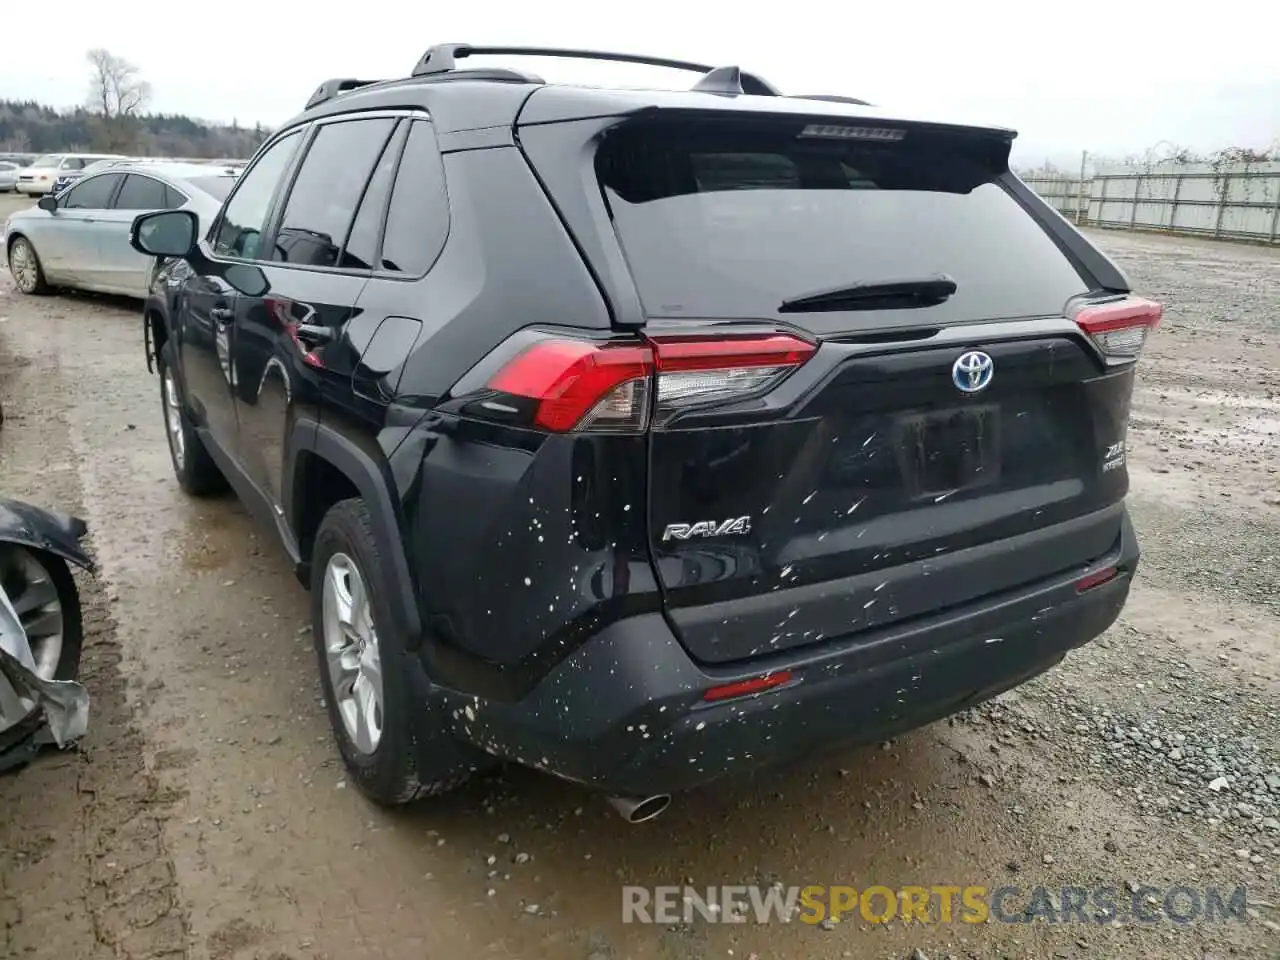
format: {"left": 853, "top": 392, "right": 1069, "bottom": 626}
{"left": 3, "top": 162, "right": 239, "bottom": 297}
{"left": 15, "top": 153, "right": 126, "bottom": 196}
{"left": 0, "top": 161, "right": 19, "bottom": 192}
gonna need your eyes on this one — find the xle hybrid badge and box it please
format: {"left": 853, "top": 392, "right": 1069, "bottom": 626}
{"left": 662, "top": 516, "right": 753, "bottom": 541}
{"left": 952, "top": 350, "right": 995, "bottom": 394}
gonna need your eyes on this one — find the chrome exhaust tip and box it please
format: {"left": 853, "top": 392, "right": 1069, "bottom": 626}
{"left": 606, "top": 793, "right": 672, "bottom": 823}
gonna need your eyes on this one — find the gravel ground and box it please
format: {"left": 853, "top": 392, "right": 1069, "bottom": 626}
{"left": 1, "top": 192, "right": 1278, "bottom": 960}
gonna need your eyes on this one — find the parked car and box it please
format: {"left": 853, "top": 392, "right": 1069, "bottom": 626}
{"left": 4, "top": 162, "right": 238, "bottom": 298}
{"left": 129, "top": 45, "right": 1161, "bottom": 820}
{"left": 0, "top": 161, "right": 18, "bottom": 193}
{"left": 50, "top": 157, "right": 139, "bottom": 195}
{"left": 15, "top": 153, "right": 126, "bottom": 196}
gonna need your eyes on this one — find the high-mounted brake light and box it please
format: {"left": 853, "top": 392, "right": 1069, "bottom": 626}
{"left": 483, "top": 333, "right": 815, "bottom": 433}
{"left": 1071, "top": 297, "right": 1163, "bottom": 360}
{"left": 798, "top": 124, "right": 906, "bottom": 142}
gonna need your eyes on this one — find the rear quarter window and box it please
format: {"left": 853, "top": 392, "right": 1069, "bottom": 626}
{"left": 596, "top": 120, "right": 1091, "bottom": 325}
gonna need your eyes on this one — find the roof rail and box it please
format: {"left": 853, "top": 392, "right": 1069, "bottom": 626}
{"left": 792, "top": 94, "right": 873, "bottom": 107}
{"left": 411, "top": 44, "right": 718, "bottom": 77}
{"left": 305, "top": 78, "right": 385, "bottom": 110}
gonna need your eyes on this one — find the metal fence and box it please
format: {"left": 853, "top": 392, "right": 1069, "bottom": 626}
{"left": 1022, "top": 161, "right": 1280, "bottom": 244}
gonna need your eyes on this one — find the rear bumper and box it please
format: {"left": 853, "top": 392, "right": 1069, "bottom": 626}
{"left": 15, "top": 181, "right": 48, "bottom": 195}
{"left": 443, "top": 512, "right": 1139, "bottom": 795}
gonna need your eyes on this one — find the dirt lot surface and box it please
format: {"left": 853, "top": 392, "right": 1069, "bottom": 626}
{"left": 1, "top": 191, "right": 1278, "bottom": 960}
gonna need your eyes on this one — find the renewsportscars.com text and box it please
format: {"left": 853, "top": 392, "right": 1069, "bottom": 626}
{"left": 622, "top": 884, "right": 1250, "bottom": 926}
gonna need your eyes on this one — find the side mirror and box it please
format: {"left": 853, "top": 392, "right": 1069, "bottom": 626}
{"left": 130, "top": 209, "right": 197, "bottom": 258}
{"left": 36, "top": 195, "right": 57, "bottom": 213}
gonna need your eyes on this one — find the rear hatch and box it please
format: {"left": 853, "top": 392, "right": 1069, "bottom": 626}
{"left": 521, "top": 99, "right": 1149, "bottom": 664}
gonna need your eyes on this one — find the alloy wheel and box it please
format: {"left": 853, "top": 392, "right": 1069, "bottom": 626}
{"left": 321, "top": 552, "right": 384, "bottom": 755}
{"left": 0, "top": 546, "right": 65, "bottom": 681}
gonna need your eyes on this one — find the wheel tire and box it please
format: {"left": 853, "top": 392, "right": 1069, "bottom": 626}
{"left": 310, "top": 498, "right": 471, "bottom": 806}
{"left": 7, "top": 236, "right": 49, "bottom": 295}
{"left": 0, "top": 547, "right": 84, "bottom": 753}
{"left": 157, "top": 343, "right": 227, "bottom": 496}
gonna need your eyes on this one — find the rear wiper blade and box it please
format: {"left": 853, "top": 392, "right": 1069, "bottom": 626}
{"left": 779, "top": 274, "right": 957, "bottom": 313}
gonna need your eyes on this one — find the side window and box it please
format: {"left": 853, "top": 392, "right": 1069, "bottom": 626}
{"left": 62, "top": 157, "right": 86, "bottom": 170}
{"left": 379, "top": 121, "right": 450, "bottom": 275}
{"left": 114, "top": 174, "right": 175, "bottom": 210}
{"left": 62, "top": 173, "right": 123, "bottom": 209}
{"left": 163, "top": 185, "right": 188, "bottom": 209}
{"left": 270, "top": 117, "right": 397, "bottom": 269}
{"left": 339, "top": 125, "right": 403, "bottom": 271}
{"left": 213, "top": 131, "right": 302, "bottom": 259}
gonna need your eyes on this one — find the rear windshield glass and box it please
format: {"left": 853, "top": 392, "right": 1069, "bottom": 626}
{"left": 596, "top": 121, "right": 1090, "bottom": 323}
{"left": 187, "top": 176, "right": 236, "bottom": 201}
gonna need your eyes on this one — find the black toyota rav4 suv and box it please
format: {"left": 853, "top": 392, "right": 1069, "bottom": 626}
{"left": 132, "top": 45, "right": 1159, "bottom": 819}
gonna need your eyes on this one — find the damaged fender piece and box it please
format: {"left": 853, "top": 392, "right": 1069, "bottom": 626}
{"left": 0, "top": 497, "right": 95, "bottom": 572}
{"left": 0, "top": 497, "right": 93, "bottom": 760}
{"left": 0, "top": 581, "right": 89, "bottom": 748}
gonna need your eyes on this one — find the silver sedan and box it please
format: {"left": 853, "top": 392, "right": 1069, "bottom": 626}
{"left": 2, "top": 163, "right": 238, "bottom": 298}
{"left": 0, "top": 161, "right": 18, "bottom": 192}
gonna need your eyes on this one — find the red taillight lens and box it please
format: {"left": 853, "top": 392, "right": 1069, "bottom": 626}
{"left": 1072, "top": 297, "right": 1163, "bottom": 359}
{"left": 487, "top": 340, "right": 654, "bottom": 432}
{"left": 483, "top": 333, "right": 815, "bottom": 433}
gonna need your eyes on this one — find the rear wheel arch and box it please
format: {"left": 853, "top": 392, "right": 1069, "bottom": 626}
{"left": 288, "top": 422, "right": 423, "bottom": 642}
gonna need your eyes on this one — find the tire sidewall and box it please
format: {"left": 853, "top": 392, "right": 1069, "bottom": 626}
{"left": 156, "top": 350, "right": 186, "bottom": 482}
{"left": 8, "top": 237, "right": 42, "bottom": 295}
{"left": 309, "top": 502, "right": 420, "bottom": 800}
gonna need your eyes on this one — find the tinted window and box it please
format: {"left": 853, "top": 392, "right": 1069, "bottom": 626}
{"left": 213, "top": 131, "right": 301, "bottom": 259}
{"left": 596, "top": 121, "right": 1090, "bottom": 324}
{"left": 114, "top": 174, "right": 175, "bottom": 210}
{"left": 163, "top": 185, "right": 188, "bottom": 208}
{"left": 339, "top": 125, "right": 402, "bottom": 271}
{"left": 379, "top": 121, "right": 449, "bottom": 275}
{"left": 271, "top": 118, "right": 396, "bottom": 268}
{"left": 187, "top": 176, "right": 235, "bottom": 202}
{"left": 62, "top": 173, "right": 123, "bottom": 209}
{"left": 0, "top": 163, "right": 14, "bottom": 172}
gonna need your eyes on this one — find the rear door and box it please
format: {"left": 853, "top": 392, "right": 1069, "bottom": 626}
{"left": 229, "top": 114, "right": 396, "bottom": 510}
{"left": 95, "top": 173, "right": 180, "bottom": 295}
{"left": 575, "top": 113, "right": 1140, "bottom": 663}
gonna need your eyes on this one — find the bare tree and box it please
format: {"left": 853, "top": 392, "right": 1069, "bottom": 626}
{"left": 84, "top": 48, "right": 151, "bottom": 151}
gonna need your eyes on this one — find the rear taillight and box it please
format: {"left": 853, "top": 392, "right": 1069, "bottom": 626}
{"left": 1071, "top": 296, "right": 1163, "bottom": 360}
{"left": 650, "top": 334, "right": 815, "bottom": 423}
{"left": 480, "top": 332, "right": 815, "bottom": 433}
{"left": 487, "top": 340, "right": 653, "bottom": 433}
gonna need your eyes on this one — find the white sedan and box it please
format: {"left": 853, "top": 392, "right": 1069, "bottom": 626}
{"left": 3, "top": 162, "right": 238, "bottom": 298}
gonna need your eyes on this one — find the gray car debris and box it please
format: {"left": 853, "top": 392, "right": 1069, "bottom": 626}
{"left": 0, "top": 497, "right": 93, "bottom": 773}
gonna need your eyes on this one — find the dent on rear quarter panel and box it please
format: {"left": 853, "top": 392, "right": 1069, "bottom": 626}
{"left": 398, "top": 425, "right": 661, "bottom": 670}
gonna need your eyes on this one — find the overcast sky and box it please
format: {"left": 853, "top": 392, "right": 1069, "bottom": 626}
{"left": 2, "top": 1, "right": 1277, "bottom": 166}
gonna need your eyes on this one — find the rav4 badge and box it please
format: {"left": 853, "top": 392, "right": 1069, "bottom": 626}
{"left": 662, "top": 516, "right": 753, "bottom": 541}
